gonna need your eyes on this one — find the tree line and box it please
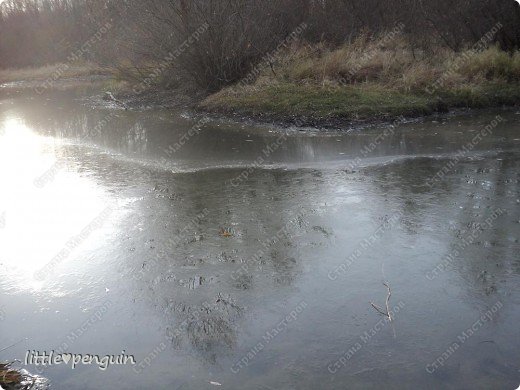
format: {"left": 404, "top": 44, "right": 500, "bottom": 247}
{"left": 1, "top": 0, "right": 519, "bottom": 91}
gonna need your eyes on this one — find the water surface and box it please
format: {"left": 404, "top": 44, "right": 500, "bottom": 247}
{"left": 0, "top": 92, "right": 519, "bottom": 389}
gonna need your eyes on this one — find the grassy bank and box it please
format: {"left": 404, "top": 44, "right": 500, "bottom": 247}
{"left": 0, "top": 62, "right": 111, "bottom": 87}
{"left": 2, "top": 39, "right": 519, "bottom": 124}
{"left": 200, "top": 38, "right": 520, "bottom": 126}
{"left": 201, "top": 82, "right": 520, "bottom": 124}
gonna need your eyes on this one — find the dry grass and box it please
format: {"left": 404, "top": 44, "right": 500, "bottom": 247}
{"left": 201, "top": 36, "right": 520, "bottom": 122}
{"left": 0, "top": 362, "right": 22, "bottom": 385}
{"left": 271, "top": 38, "right": 520, "bottom": 91}
{"left": 0, "top": 62, "right": 110, "bottom": 84}
{"left": 457, "top": 46, "right": 520, "bottom": 82}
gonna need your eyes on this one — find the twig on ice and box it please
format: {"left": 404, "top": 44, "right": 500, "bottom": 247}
{"left": 383, "top": 281, "right": 392, "bottom": 322}
{"left": 370, "top": 281, "right": 392, "bottom": 322}
{"left": 369, "top": 302, "right": 387, "bottom": 317}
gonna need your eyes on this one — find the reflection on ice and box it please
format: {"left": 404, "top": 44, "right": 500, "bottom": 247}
{"left": 0, "top": 95, "right": 519, "bottom": 389}
{"left": 0, "top": 115, "right": 111, "bottom": 291}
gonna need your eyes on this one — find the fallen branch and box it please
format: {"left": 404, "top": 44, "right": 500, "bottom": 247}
{"left": 370, "top": 302, "right": 387, "bottom": 316}
{"left": 383, "top": 282, "right": 392, "bottom": 322}
{"left": 369, "top": 281, "right": 392, "bottom": 321}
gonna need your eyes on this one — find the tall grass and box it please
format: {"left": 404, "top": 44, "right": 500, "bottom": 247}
{"left": 201, "top": 36, "right": 520, "bottom": 122}
{"left": 252, "top": 37, "right": 520, "bottom": 93}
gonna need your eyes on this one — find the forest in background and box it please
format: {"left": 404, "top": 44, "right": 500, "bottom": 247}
{"left": 1, "top": 0, "right": 519, "bottom": 93}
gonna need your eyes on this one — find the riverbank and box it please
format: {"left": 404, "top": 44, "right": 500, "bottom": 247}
{"left": 0, "top": 64, "right": 198, "bottom": 111}
{"left": 0, "top": 63, "right": 113, "bottom": 100}
{"left": 0, "top": 63, "right": 109, "bottom": 84}
{"left": 199, "top": 42, "right": 520, "bottom": 128}
{"left": 199, "top": 82, "right": 520, "bottom": 128}
{"left": 2, "top": 42, "right": 519, "bottom": 129}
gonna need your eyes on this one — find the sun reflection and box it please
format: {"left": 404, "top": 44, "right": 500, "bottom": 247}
{"left": 0, "top": 116, "right": 109, "bottom": 292}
